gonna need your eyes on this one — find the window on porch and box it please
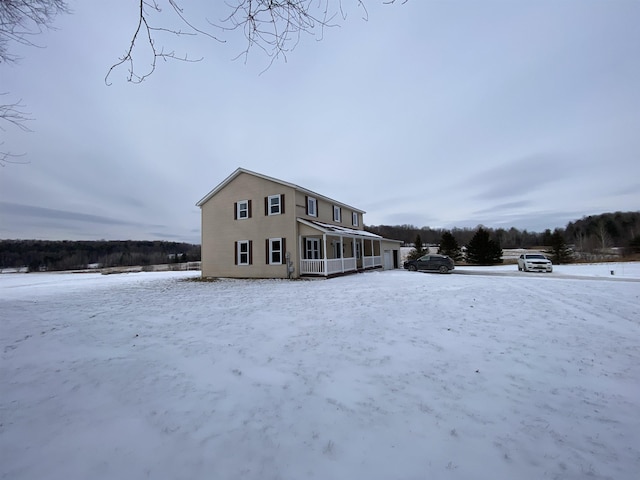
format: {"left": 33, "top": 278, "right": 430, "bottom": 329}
{"left": 305, "top": 238, "right": 320, "bottom": 259}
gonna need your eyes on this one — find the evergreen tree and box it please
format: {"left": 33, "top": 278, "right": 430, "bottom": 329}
{"left": 438, "top": 231, "right": 463, "bottom": 261}
{"left": 465, "top": 227, "right": 503, "bottom": 265}
{"left": 407, "top": 234, "right": 427, "bottom": 260}
{"left": 547, "top": 229, "right": 573, "bottom": 264}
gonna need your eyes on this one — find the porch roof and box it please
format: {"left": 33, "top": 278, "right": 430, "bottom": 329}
{"left": 297, "top": 218, "right": 384, "bottom": 240}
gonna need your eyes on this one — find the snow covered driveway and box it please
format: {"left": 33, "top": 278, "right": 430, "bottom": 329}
{"left": 1, "top": 267, "right": 639, "bottom": 480}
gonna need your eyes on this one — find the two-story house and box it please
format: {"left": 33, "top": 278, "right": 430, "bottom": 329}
{"left": 196, "top": 168, "right": 402, "bottom": 279}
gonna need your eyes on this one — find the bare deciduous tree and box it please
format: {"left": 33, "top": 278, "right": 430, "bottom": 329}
{"left": 1, "top": 1, "right": 408, "bottom": 162}
{"left": 1, "top": 0, "right": 69, "bottom": 163}
{"left": 0, "top": 0, "right": 69, "bottom": 64}
{"left": 0, "top": 96, "right": 30, "bottom": 166}
{"left": 106, "top": 0, "right": 408, "bottom": 84}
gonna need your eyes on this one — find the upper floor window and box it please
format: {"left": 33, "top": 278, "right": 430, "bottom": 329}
{"left": 235, "top": 200, "right": 251, "bottom": 220}
{"left": 266, "top": 194, "right": 285, "bottom": 215}
{"left": 352, "top": 212, "right": 359, "bottom": 226}
{"left": 333, "top": 205, "right": 342, "bottom": 223}
{"left": 306, "top": 196, "right": 317, "bottom": 217}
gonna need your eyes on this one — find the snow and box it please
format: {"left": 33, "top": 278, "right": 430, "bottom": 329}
{"left": 2, "top": 264, "right": 639, "bottom": 480}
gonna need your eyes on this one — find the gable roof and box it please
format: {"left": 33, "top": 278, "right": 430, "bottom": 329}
{"left": 196, "top": 168, "right": 365, "bottom": 214}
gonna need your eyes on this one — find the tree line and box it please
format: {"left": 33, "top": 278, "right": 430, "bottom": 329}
{"left": 1, "top": 212, "right": 637, "bottom": 271}
{"left": 366, "top": 211, "right": 639, "bottom": 250}
{"left": 366, "top": 211, "right": 640, "bottom": 265}
{"left": 0, "top": 240, "right": 201, "bottom": 272}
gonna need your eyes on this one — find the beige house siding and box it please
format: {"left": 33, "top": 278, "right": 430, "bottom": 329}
{"left": 294, "top": 191, "right": 362, "bottom": 229}
{"left": 198, "top": 168, "right": 400, "bottom": 279}
{"left": 200, "top": 171, "right": 298, "bottom": 278}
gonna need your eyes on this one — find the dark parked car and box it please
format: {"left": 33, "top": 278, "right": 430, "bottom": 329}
{"left": 404, "top": 254, "right": 455, "bottom": 274}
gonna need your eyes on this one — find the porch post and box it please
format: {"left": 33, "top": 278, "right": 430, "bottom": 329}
{"left": 298, "top": 234, "right": 303, "bottom": 274}
{"left": 323, "top": 233, "right": 328, "bottom": 276}
{"left": 352, "top": 237, "right": 356, "bottom": 269}
{"left": 340, "top": 235, "right": 345, "bottom": 273}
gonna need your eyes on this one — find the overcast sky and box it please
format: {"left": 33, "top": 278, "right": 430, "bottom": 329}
{"left": 1, "top": 0, "right": 638, "bottom": 244}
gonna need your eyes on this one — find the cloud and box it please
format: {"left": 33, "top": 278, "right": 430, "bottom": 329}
{"left": 463, "top": 153, "right": 574, "bottom": 201}
{"left": 612, "top": 183, "right": 640, "bottom": 197}
{"left": 0, "top": 202, "right": 196, "bottom": 241}
{"left": 473, "top": 200, "right": 532, "bottom": 215}
{"left": 0, "top": 202, "right": 140, "bottom": 226}
{"left": 1, "top": 1, "right": 638, "bottom": 242}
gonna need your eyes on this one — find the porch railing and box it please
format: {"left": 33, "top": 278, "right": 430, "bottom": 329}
{"left": 300, "top": 259, "right": 325, "bottom": 274}
{"left": 363, "top": 255, "right": 382, "bottom": 269}
{"left": 300, "top": 255, "right": 381, "bottom": 276}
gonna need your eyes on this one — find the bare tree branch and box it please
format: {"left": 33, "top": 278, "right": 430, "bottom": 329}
{"left": 105, "top": 0, "right": 224, "bottom": 85}
{"left": 0, "top": 95, "right": 32, "bottom": 132}
{"left": 0, "top": 94, "right": 31, "bottom": 166}
{"left": 215, "top": 0, "right": 359, "bottom": 73}
{"left": 107, "top": 1, "right": 407, "bottom": 83}
{"left": 0, "top": 146, "right": 29, "bottom": 167}
{"left": 1, "top": 1, "right": 68, "bottom": 164}
{"left": 0, "top": 0, "right": 69, "bottom": 64}
{"left": 1, "top": 0, "right": 68, "bottom": 127}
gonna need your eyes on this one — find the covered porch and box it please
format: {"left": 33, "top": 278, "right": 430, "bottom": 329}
{"left": 297, "top": 219, "right": 384, "bottom": 277}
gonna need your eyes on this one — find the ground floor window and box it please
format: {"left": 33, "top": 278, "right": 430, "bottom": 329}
{"left": 235, "top": 240, "right": 252, "bottom": 265}
{"left": 267, "top": 238, "right": 286, "bottom": 264}
{"left": 305, "top": 238, "right": 320, "bottom": 259}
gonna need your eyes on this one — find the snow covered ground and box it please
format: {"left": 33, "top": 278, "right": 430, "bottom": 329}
{"left": 2, "top": 264, "right": 639, "bottom": 480}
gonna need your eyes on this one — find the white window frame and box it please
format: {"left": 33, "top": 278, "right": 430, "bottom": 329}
{"left": 237, "top": 200, "right": 249, "bottom": 219}
{"left": 269, "top": 238, "right": 283, "bottom": 265}
{"left": 352, "top": 212, "right": 359, "bottom": 226}
{"left": 268, "top": 195, "right": 281, "bottom": 215}
{"left": 305, "top": 238, "right": 320, "bottom": 259}
{"left": 237, "top": 240, "right": 250, "bottom": 265}
{"left": 307, "top": 197, "right": 317, "bottom": 217}
{"left": 333, "top": 205, "right": 342, "bottom": 222}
